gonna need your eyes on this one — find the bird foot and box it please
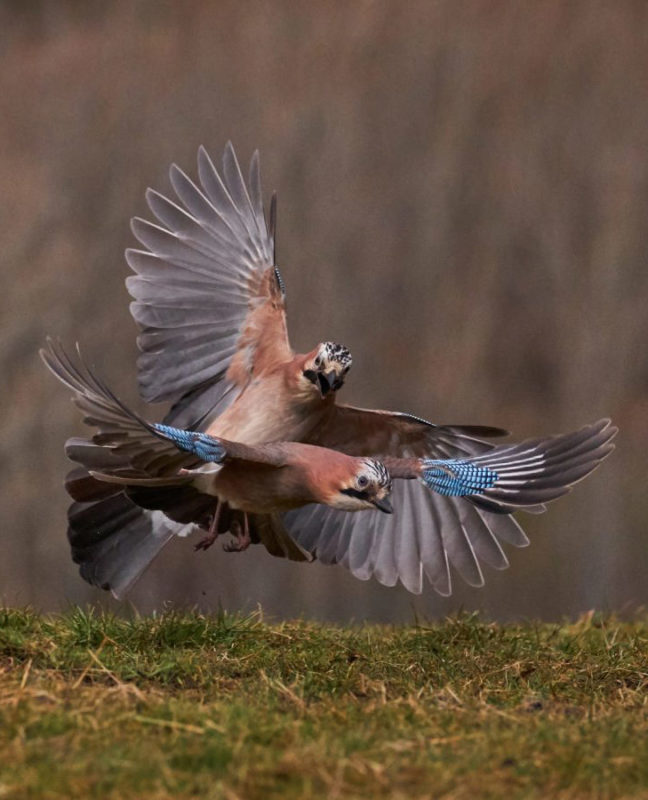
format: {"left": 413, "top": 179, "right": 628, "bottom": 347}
{"left": 194, "top": 533, "right": 218, "bottom": 552}
{"left": 222, "top": 535, "right": 251, "bottom": 553}
{"left": 222, "top": 519, "right": 251, "bottom": 553}
{"left": 194, "top": 503, "right": 221, "bottom": 551}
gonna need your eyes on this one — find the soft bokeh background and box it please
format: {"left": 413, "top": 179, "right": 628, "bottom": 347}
{"left": 2, "top": 1, "right": 646, "bottom": 622}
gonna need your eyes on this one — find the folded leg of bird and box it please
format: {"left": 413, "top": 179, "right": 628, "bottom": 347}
{"left": 223, "top": 513, "right": 251, "bottom": 553}
{"left": 194, "top": 500, "right": 222, "bottom": 551}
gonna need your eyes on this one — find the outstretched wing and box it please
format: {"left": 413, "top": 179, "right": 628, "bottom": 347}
{"left": 40, "top": 339, "right": 285, "bottom": 483}
{"left": 127, "top": 142, "right": 292, "bottom": 428}
{"left": 282, "top": 483, "right": 529, "bottom": 595}
{"left": 308, "top": 403, "right": 509, "bottom": 459}
{"left": 41, "top": 339, "right": 200, "bottom": 480}
{"left": 285, "top": 411, "right": 615, "bottom": 594}
{"left": 414, "top": 420, "right": 616, "bottom": 513}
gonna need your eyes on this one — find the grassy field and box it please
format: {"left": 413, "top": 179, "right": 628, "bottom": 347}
{"left": 1, "top": 609, "right": 648, "bottom": 799}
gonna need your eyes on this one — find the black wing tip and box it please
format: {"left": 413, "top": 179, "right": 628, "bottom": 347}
{"left": 269, "top": 192, "right": 277, "bottom": 230}
{"left": 269, "top": 191, "right": 278, "bottom": 263}
{"left": 448, "top": 424, "right": 510, "bottom": 438}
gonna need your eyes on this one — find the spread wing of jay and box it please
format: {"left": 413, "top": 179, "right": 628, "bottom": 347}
{"left": 50, "top": 143, "right": 617, "bottom": 596}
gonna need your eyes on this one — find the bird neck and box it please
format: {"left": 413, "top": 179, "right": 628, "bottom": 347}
{"left": 294, "top": 446, "right": 361, "bottom": 505}
{"left": 285, "top": 352, "right": 330, "bottom": 405}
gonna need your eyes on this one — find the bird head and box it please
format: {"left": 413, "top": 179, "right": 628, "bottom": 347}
{"left": 333, "top": 458, "right": 393, "bottom": 514}
{"left": 301, "top": 342, "right": 352, "bottom": 399}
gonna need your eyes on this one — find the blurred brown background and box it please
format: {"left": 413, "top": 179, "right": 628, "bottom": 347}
{"left": 1, "top": 1, "right": 646, "bottom": 622}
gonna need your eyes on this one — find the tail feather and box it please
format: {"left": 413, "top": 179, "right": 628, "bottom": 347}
{"left": 69, "top": 495, "right": 141, "bottom": 551}
{"left": 66, "top": 466, "right": 118, "bottom": 503}
{"left": 67, "top": 491, "right": 193, "bottom": 597}
{"left": 64, "top": 468, "right": 211, "bottom": 596}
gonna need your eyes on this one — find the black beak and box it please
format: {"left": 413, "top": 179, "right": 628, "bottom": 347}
{"left": 317, "top": 370, "right": 337, "bottom": 397}
{"left": 372, "top": 496, "right": 393, "bottom": 514}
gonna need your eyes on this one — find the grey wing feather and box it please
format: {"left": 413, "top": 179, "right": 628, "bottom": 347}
{"left": 129, "top": 143, "right": 287, "bottom": 426}
{"left": 40, "top": 339, "right": 200, "bottom": 477}
{"left": 280, "top": 481, "right": 526, "bottom": 595}
{"left": 392, "top": 480, "right": 423, "bottom": 594}
{"left": 459, "top": 419, "right": 617, "bottom": 512}
{"left": 417, "top": 493, "right": 452, "bottom": 595}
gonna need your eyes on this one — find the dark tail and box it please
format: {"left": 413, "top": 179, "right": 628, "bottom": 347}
{"left": 65, "top": 466, "right": 187, "bottom": 597}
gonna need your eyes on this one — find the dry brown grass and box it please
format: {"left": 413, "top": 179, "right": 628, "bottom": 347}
{"left": 2, "top": 608, "right": 648, "bottom": 798}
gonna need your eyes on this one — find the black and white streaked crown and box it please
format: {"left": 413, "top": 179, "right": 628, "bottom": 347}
{"left": 364, "top": 459, "right": 392, "bottom": 491}
{"left": 322, "top": 342, "right": 352, "bottom": 369}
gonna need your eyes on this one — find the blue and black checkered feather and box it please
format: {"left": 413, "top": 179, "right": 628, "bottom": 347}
{"left": 421, "top": 460, "right": 498, "bottom": 496}
{"left": 152, "top": 424, "right": 226, "bottom": 463}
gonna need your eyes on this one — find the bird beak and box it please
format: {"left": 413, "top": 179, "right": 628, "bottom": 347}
{"left": 317, "top": 371, "right": 337, "bottom": 397}
{"left": 372, "top": 496, "right": 393, "bottom": 514}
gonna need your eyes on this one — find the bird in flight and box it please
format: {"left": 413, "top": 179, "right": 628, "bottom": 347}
{"left": 43, "top": 340, "right": 615, "bottom": 597}
{"left": 50, "top": 144, "right": 617, "bottom": 597}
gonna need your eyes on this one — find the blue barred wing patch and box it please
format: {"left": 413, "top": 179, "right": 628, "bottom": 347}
{"left": 421, "top": 459, "right": 498, "bottom": 497}
{"left": 153, "top": 424, "right": 226, "bottom": 463}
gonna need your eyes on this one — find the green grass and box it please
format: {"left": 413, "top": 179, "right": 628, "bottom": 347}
{"left": 1, "top": 609, "right": 648, "bottom": 799}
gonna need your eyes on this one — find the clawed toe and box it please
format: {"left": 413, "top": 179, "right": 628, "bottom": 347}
{"left": 222, "top": 535, "right": 250, "bottom": 553}
{"left": 194, "top": 536, "right": 217, "bottom": 552}
{"left": 222, "top": 516, "right": 251, "bottom": 553}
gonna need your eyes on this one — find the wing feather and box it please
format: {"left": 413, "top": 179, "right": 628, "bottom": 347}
{"left": 309, "top": 403, "right": 507, "bottom": 461}
{"left": 279, "top": 476, "right": 529, "bottom": 595}
{"left": 456, "top": 502, "right": 509, "bottom": 571}
{"left": 393, "top": 480, "right": 423, "bottom": 594}
{"left": 371, "top": 509, "right": 399, "bottom": 587}
{"left": 129, "top": 144, "right": 292, "bottom": 426}
{"left": 418, "top": 495, "right": 452, "bottom": 595}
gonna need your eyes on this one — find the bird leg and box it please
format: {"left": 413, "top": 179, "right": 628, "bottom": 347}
{"left": 223, "top": 513, "right": 251, "bottom": 553}
{"left": 194, "top": 501, "right": 222, "bottom": 551}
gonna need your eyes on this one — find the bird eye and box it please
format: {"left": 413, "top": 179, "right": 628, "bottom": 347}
{"left": 357, "top": 475, "right": 368, "bottom": 489}
{"left": 314, "top": 355, "right": 322, "bottom": 368}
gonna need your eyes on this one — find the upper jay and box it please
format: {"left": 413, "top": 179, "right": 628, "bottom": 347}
{"left": 51, "top": 144, "right": 617, "bottom": 596}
